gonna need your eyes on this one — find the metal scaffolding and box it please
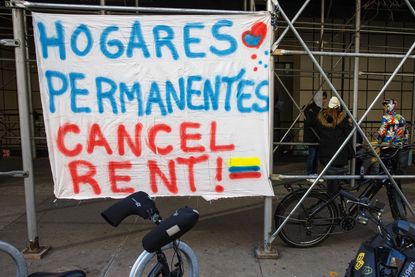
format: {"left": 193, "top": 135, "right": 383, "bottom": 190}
{"left": 3, "top": 0, "right": 282, "bottom": 259}
{"left": 2, "top": 0, "right": 415, "bottom": 260}
{"left": 268, "top": 0, "right": 415, "bottom": 248}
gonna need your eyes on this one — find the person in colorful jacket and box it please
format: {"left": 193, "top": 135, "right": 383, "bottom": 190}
{"left": 378, "top": 99, "right": 408, "bottom": 146}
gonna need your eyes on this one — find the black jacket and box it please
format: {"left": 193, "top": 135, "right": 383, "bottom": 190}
{"left": 315, "top": 109, "right": 353, "bottom": 167}
{"left": 304, "top": 102, "right": 321, "bottom": 143}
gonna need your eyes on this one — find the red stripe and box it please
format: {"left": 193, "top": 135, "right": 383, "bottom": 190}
{"left": 229, "top": 172, "right": 261, "bottom": 179}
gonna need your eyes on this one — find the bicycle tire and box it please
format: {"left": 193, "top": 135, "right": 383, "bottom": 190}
{"left": 274, "top": 190, "right": 338, "bottom": 248}
{"left": 129, "top": 241, "right": 198, "bottom": 277}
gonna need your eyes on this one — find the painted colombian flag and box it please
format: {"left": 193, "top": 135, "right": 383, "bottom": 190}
{"left": 228, "top": 157, "right": 262, "bottom": 179}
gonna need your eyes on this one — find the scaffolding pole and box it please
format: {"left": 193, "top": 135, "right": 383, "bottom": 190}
{"left": 276, "top": 174, "right": 415, "bottom": 180}
{"left": 351, "top": 0, "right": 361, "bottom": 188}
{"left": 8, "top": 0, "right": 256, "bottom": 14}
{"left": 412, "top": 78, "right": 415, "bottom": 145}
{"left": 255, "top": 0, "right": 279, "bottom": 259}
{"left": 273, "top": 49, "right": 415, "bottom": 59}
{"left": 271, "top": 0, "right": 311, "bottom": 50}
{"left": 11, "top": 2, "right": 49, "bottom": 258}
{"left": 319, "top": 0, "right": 324, "bottom": 84}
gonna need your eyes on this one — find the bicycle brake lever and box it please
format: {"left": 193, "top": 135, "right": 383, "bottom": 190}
{"left": 149, "top": 211, "right": 162, "bottom": 224}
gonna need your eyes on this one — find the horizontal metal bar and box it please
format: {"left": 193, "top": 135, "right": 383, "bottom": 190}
{"left": 273, "top": 142, "right": 319, "bottom": 146}
{"left": 274, "top": 49, "right": 415, "bottom": 59}
{"left": 274, "top": 127, "right": 303, "bottom": 130}
{"left": 2, "top": 136, "right": 46, "bottom": 140}
{"left": 283, "top": 20, "right": 415, "bottom": 34}
{"left": 273, "top": 174, "right": 415, "bottom": 180}
{"left": 360, "top": 71, "right": 415, "bottom": 77}
{"left": 0, "top": 170, "right": 29, "bottom": 177}
{"left": 10, "top": 1, "right": 256, "bottom": 14}
{"left": 277, "top": 25, "right": 415, "bottom": 36}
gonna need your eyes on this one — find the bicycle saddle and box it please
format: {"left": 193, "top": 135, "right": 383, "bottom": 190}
{"left": 28, "top": 270, "right": 86, "bottom": 277}
{"left": 396, "top": 220, "right": 415, "bottom": 241}
{"left": 142, "top": 207, "right": 199, "bottom": 253}
{"left": 101, "top": 191, "right": 158, "bottom": 226}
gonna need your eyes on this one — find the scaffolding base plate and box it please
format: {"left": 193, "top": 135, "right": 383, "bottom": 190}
{"left": 254, "top": 245, "right": 279, "bottom": 259}
{"left": 23, "top": 245, "right": 51, "bottom": 260}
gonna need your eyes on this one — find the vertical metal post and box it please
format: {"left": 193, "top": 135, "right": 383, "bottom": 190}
{"left": 351, "top": 0, "right": 361, "bottom": 186}
{"left": 100, "top": 0, "right": 105, "bottom": 15}
{"left": 411, "top": 77, "right": 415, "bottom": 144}
{"left": 255, "top": 0, "right": 278, "bottom": 259}
{"left": 410, "top": 76, "right": 415, "bottom": 165}
{"left": 12, "top": 3, "right": 49, "bottom": 258}
{"left": 319, "top": 0, "right": 324, "bottom": 84}
{"left": 23, "top": 9, "right": 36, "bottom": 159}
{"left": 12, "top": 4, "right": 37, "bottom": 248}
{"left": 249, "top": 0, "right": 254, "bottom": 11}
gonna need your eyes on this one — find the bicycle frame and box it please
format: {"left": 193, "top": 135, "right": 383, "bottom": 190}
{"left": 129, "top": 241, "right": 199, "bottom": 277}
{"left": 303, "top": 176, "right": 400, "bottom": 229}
{"left": 146, "top": 241, "right": 184, "bottom": 277}
{"left": 148, "top": 251, "right": 171, "bottom": 276}
{"left": 300, "top": 147, "right": 405, "bottom": 223}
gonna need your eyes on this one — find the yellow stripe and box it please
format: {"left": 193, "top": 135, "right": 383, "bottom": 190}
{"left": 228, "top": 157, "right": 261, "bottom": 167}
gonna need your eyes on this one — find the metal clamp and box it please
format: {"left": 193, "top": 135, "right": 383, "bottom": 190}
{"left": 5, "top": 1, "right": 26, "bottom": 8}
{"left": 0, "top": 39, "right": 20, "bottom": 47}
{"left": 270, "top": 5, "right": 279, "bottom": 28}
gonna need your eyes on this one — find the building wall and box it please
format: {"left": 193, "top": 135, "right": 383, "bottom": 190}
{"left": 274, "top": 19, "right": 415, "bottom": 142}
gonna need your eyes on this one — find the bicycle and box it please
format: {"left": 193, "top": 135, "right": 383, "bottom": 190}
{"left": 1, "top": 191, "right": 199, "bottom": 277}
{"left": 101, "top": 191, "right": 199, "bottom": 277}
{"left": 274, "top": 145, "right": 410, "bottom": 248}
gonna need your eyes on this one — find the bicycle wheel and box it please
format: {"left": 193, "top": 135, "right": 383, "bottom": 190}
{"left": 274, "top": 190, "right": 338, "bottom": 248}
{"left": 129, "top": 241, "right": 198, "bottom": 277}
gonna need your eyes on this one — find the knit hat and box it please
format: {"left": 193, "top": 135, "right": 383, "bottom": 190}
{"left": 382, "top": 99, "right": 397, "bottom": 113}
{"left": 328, "top": 96, "right": 340, "bottom": 109}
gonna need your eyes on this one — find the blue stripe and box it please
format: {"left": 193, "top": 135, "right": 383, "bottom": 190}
{"left": 228, "top": 166, "right": 260, "bottom": 173}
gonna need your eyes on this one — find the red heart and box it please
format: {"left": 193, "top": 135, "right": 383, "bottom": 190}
{"left": 241, "top": 22, "right": 267, "bottom": 48}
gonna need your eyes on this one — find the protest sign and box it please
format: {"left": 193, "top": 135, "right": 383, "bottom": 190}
{"left": 32, "top": 12, "right": 274, "bottom": 199}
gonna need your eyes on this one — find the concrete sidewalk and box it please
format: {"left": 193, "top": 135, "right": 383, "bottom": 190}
{"left": 1, "top": 157, "right": 414, "bottom": 276}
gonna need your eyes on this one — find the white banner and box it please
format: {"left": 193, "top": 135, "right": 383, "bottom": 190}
{"left": 32, "top": 12, "right": 274, "bottom": 200}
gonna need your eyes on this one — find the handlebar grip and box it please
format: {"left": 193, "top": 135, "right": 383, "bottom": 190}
{"left": 101, "top": 191, "right": 158, "bottom": 227}
{"left": 142, "top": 207, "right": 199, "bottom": 253}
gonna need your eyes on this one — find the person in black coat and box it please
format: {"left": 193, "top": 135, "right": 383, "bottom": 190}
{"left": 304, "top": 91, "right": 327, "bottom": 181}
{"left": 315, "top": 96, "right": 353, "bottom": 196}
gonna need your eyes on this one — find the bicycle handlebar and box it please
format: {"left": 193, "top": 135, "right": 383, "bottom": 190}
{"left": 142, "top": 207, "right": 199, "bottom": 253}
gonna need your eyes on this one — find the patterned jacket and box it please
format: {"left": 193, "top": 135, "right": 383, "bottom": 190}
{"left": 378, "top": 111, "right": 408, "bottom": 145}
